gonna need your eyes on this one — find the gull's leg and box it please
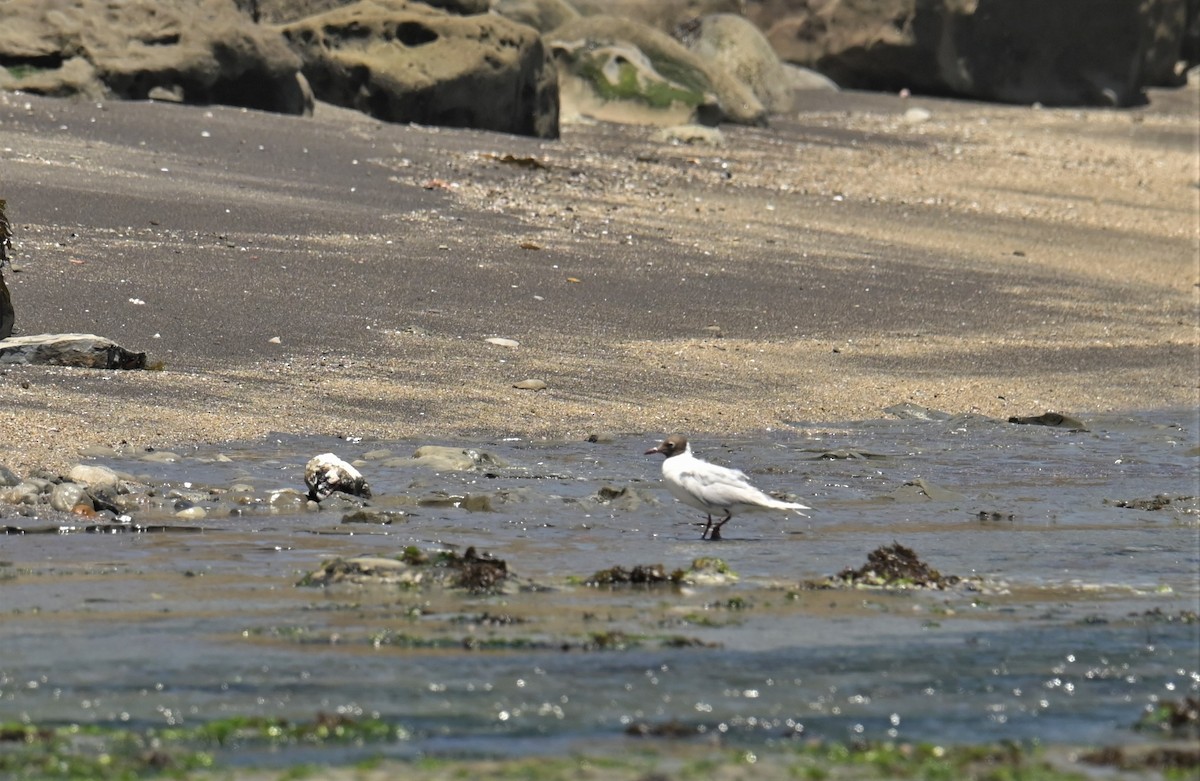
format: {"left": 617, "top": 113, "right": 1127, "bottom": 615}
{"left": 709, "top": 510, "right": 733, "bottom": 541}
{"left": 701, "top": 514, "right": 714, "bottom": 540}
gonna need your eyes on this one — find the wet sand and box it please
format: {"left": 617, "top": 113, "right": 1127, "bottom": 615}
{"left": 0, "top": 83, "right": 1197, "bottom": 472}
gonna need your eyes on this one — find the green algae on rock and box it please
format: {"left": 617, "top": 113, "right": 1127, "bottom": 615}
{"left": 583, "top": 557, "right": 738, "bottom": 587}
{"left": 298, "top": 546, "right": 508, "bottom": 593}
{"left": 585, "top": 562, "right": 683, "bottom": 586}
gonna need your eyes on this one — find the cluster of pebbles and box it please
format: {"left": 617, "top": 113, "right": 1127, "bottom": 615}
{"left": 0, "top": 448, "right": 486, "bottom": 527}
{"left": 0, "top": 456, "right": 315, "bottom": 525}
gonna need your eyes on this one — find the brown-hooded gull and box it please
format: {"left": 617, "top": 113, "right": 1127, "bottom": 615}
{"left": 645, "top": 434, "right": 810, "bottom": 540}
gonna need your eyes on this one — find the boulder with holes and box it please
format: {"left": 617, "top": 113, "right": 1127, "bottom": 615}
{"left": 0, "top": 0, "right": 311, "bottom": 114}
{"left": 278, "top": 0, "right": 559, "bottom": 137}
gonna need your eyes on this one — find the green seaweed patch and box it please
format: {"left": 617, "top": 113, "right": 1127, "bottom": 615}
{"left": 575, "top": 52, "right": 706, "bottom": 110}
{"left": 572, "top": 632, "right": 713, "bottom": 652}
{"left": 159, "top": 713, "right": 401, "bottom": 746}
{"left": 369, "top": 631, "right": 544, "bottom": 651}
{"left": 399, "top": 738, "right": 1096, "bottom": 781}
{"left": 580, "top": 633, "right": 713, "bottom": 651}
{"left": 446, "top": 611, "right": 526, "bottom": 626}
{"left": 1135, "top": 697, "right": 1200, "bottom": 738}
{"left": 0, "top": 721, "right": 1100, "bottom": 779}
{"left": 0, "top": 714, "right": 404, "bottom": 779}
{"left": 678, "top": 612, "right": 727, "bottom": 627}
{"left": 1105, "top": 494, "right": 1198, "bottom": 511}
{"left": 807, "top": 543, "right": 967, "bottom": 590}
{"left": 1081, "top": 744, "right": 1200, "bottom": 775}
{"left": 2, "top": 64, "right": 49, "bottom": 80}
{"left": 683, "top": 556, "right": 738, "bottom": 585}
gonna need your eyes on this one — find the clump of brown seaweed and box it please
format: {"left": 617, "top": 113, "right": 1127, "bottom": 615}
{"left": 582, "top": 557, "right": 738, "bottom": 588}
{"left": 809, "top": 543, "right": 963, "bottom": 590}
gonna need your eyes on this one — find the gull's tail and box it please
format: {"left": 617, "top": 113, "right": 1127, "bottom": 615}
{"left": 763, "top": 495, "right": 812, "bottom": 517}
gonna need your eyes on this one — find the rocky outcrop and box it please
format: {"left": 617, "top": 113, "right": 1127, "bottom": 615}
{"left": 0, "top": 334, "right": 147, "bottom": 370}
{"left": 0, "top": 0, "right": 311, "bottom": 114}
{"left": 279, "top": 0, "right": 560, "bottom": 137}
{"left": 548, "top": 15, "right": 767, "bottom": 126}
{"left": 753, "top": 0, "right": 1195, "bottom": 106}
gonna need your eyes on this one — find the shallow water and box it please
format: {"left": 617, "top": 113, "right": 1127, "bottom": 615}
{"left": 1, "top": 410, "right": 1197, "bottom": 764}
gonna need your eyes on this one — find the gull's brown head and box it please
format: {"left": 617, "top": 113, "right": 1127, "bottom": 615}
{"left": 645, "top": 434, "right": 688, "bottom": 457}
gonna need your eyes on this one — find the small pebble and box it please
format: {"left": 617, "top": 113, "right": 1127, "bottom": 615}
{"left": 175, "top": 506, "right": 207, "bottom": 521}
{"left": 903, "top": 107, "right": 932, "bottom": 124}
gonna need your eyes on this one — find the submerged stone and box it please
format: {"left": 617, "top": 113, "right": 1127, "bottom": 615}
{"left": 410, "top": 445, "right": 506, "bottom": 471}
{"left": 299, "top": 546, "right": 508, "bottom": 593}
{"left": 1008, "top": 411, "right": 1088, "bottom": 430}
{"left": 341, "top": 509, "right": 408, "bottom": 525}
{"left": 883, "top": 403, "right": 953, "bottom": 421}
{"left": 50, "top": 482, "right": 89, "bottom": 513}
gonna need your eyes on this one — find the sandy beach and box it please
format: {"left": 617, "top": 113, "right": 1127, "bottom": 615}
{"left": 0, "top": 83, "right": 1196, "bottom": 473}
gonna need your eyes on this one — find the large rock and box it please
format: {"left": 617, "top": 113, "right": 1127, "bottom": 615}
{"left": 0, "top": 334, "right": 147, "bottom": 370}
{"left": 548, "top": 15, "right": 767, "bottom": 126}
{"left": 490, "top": 0, "right": 581, "bottom": 32}
{"left": 755, "top": 0, "right": 1193, "bottom": 107}
{"left": 675, "top": 13, "right": 796, "bottom": 113}
{"left": 0, "top": 0, "right": 311, "bottom": 114}
{"left": 279, "top": 0, "right": 560, "bottom": 137}
{"left": 67, "top": 464, "right": 123, "bottom": 491}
